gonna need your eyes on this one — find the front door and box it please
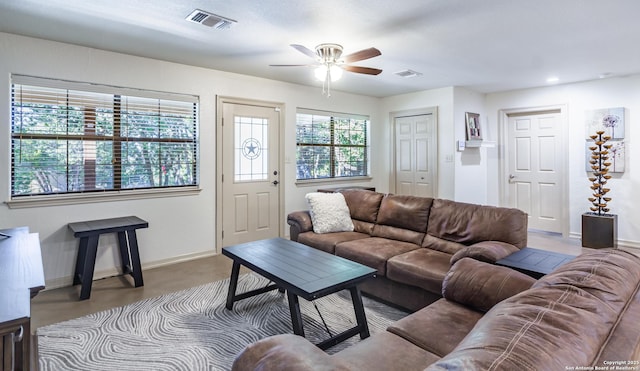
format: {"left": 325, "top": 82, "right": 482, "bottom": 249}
{"left": 394, "top": 112, "right": 437, "bottom": 197}
{"left": 507, "top": 110, "right": 563, "bottom": 233}
{"left": 221, "top": 101, "right": 281, "bottom": 246}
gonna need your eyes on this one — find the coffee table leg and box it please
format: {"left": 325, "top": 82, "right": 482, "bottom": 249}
{"left": 350, "top": 286, "right": 370, "bottom": 339}
{"left": 226, "top": 261, "right": 241, "bottom": 310}
{"left": 287, "top": 291, "right": 305, "bottom": 337}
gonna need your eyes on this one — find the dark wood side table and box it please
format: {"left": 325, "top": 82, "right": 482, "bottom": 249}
{"left": 1, "top": 229, "right": 45, "bottom": 371}
{"left": 496, "top": 247, "right": 577, "bottom": 279}
{"left": 317, "top": 186, "right": 375, "bottom": 193}
{"left": 68, "top": 216, "right": 148, "bottom": 300}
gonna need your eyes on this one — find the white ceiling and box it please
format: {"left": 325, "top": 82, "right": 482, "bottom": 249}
{"left": 1, "top": 0, "right": 639, "bottom": 97}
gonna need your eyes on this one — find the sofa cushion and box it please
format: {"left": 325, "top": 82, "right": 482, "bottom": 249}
{"left": 340, "top": 189, "right": 384, "bottom": 234}
{"left": 372, "top": 194, "right": 433, "bottom": 245}
{"left": 421, "top": 234, "right": 467, "bottom": 255}
{"left": 539, "top": 249, "right": 640, "bottom": 367}
{"left": 387, "top": 298, "right": 483, "bottom": 357}
{"left": 425, "top": 199, "right": 528, "bottom": 251}
{"left": 335, "top": 237, "right": 420, "bottom": 276}
{"left": 442, "top": 258, "right": 535, "bottom": 312}
{"left": 595, "top": 286, "right": 640, "bottom": 366}
{"left": 386, "top": 248, "right": 451, "bottom": 294}
{"left": 334, "top": 331, "right": 440, "bottom": 371}
{"left": 297, "top": 231, "right": 370, "bottom": 254}
{"left": 305, "top": 192, "right": 354, "bottom": 234}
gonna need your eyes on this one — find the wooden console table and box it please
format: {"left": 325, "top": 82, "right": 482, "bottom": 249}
{"left": 1, "top": 228, "right": 45, "bottom": 371}
{"left": 68, "top": 216, "right": 148, "bottom": 300}
{"left": 317, "top": 186, "right": 375, "bottom": 193}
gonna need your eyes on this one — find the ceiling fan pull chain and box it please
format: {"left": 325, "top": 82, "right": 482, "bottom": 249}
{"left": 326, "top": 67, "right": 331, "bottom": 97}
{"left": 321, "top": 74, "right": 326, "bottom": 96}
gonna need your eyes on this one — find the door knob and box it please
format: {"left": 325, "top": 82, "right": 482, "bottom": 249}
{"left": 272, "top": 180, "right": 279, "bottom": 185}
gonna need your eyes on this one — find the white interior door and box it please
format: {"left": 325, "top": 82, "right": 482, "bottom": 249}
{"left": 221, "top": 102, "right": 280, "bottom": 246}
{"left": 395, "top": 114, "right": 436, "bottom": 197}
{"left": 507, "top": 111, "right": 563, "bottom": 233}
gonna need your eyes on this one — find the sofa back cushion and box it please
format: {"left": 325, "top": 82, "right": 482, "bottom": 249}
{"left": 424, "top": 199, "right": 527, "bottom": 253}
{"left": 427, "top": 250, "right": 640, "bottom": 371}
{"left": 535, "top": 249, "right": 640, "bottom": 366}
{"left": 340, "top": 190, "right": 384, "bottom": 234}
{"left": 371, "top": 194, "right": 433, "bottom": 245}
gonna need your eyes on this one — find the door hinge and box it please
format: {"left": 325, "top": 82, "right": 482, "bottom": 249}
{"left": 221, "top": 174, "right": 224, "bottom": 182}
{"left": 222, "top": 230, "right": 224, "bottom": 239}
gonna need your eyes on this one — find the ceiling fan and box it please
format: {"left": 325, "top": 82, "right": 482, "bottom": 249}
{"left": 270, "top": 43, "right": 382, "bottom": 95}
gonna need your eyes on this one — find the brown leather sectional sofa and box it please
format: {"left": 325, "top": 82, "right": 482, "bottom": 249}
{"left": 232, "top": 249, "right": 640, "bottom": 370}
{"left": 287, "top": 190, "right": 528, "bottom": 310}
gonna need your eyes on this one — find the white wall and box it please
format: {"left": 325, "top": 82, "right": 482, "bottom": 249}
{"left": 453, "top": 87, "right": 488, "bottom": 205}
{"left": 485, "top": 76, "right": 640, "bottom": 247}
{"left": 380, "top": 87, "right": 456, "bottom": 200}
{"left": 381, "top": 75, "right": 640, "bottom": 249}
{"left": 379, "top": 86, "right": 489, "bottom": 203}
{"left": 0, "top": 32, "right": 381, "bottom": 288}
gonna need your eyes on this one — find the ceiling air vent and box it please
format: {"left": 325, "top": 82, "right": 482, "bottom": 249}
{"left": 394, "top": 69, "right": 423, "bottom": 78}
{"left": 186, "top": 9, "right": 237, "bottom": 30}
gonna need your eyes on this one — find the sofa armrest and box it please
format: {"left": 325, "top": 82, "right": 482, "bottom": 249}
{"left": 450, "top": 240, "right": 520, "bottom": 265}
{"left": 287, "top": 211, "right": 313, "bottom": 242}
{"left": 442, "top": 257, "right": 536, "bottom": 312}
{"left": 232, "top": 334, "right": 350, "bottom": 371}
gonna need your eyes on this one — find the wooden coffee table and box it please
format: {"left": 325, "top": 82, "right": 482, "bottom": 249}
{"left": 222, "top": 238, "right": 376, "bottom": 350}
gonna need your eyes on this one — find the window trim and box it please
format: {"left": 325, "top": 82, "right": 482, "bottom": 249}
{"left": 295, "top": 108, "right": 370, "bottom": 181}
{"left": 9, "top": 74, "right": 200, "bottom": 201}
{"left": 5, "top": 186, "right": 201, "bottom": 209}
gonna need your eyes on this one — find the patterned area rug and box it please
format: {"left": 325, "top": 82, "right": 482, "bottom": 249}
{"left": 37, "top": 273, "right": 407, "bottom": 371}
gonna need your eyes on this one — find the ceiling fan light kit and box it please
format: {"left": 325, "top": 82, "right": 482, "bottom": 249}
{"left": 270, "top": 43, "right": 382, "bottom": 96}
{"left": 314, "top": 64, "right": 343, "bottom": 82}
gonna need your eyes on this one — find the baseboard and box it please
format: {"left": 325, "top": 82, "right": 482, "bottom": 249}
{"left": 44, "top": 250, "right": 218, "bottom": 290}
{"left": 568, "top": 232, "right": 640, "bottom": 251}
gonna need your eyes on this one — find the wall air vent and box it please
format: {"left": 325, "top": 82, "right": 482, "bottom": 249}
{"left": 186, "top": 9, "right": 237, "bottom": 30}
{"left": 394, "top": 69, "right": 423, "bottom": 78}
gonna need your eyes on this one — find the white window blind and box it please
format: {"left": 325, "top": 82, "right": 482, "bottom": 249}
{"left": 296, "top": 108, "right": 369, "bottom": 180}
{"left": 10, "top": 75, "right": 199, "bottom": 198}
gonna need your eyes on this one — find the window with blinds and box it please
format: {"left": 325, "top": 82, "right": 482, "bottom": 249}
{"left": 10, "top": 75, "right": 199, "bottom": 198}
{"left": 296, "top": 109, "right": 369, "bottom": 180}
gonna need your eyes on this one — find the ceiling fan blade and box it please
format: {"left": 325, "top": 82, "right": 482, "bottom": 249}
{"left": 343, "top": 65, "right": 383, "bottom": 75}
{"left": 342, "top": 47, "right": 381, "bottom": 63}
{"left": 290, "top": 44, "right": 318, "bottom": 59}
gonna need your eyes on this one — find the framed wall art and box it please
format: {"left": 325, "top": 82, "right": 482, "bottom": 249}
{"left": 465, "top": 112, "right": 482, "bottom": 141}
{"left": 585, "top": 140, "right": 625, "bottom": 173}
{"left": 585, "top": 107, "right": 626, "bottom": 174}
{"left": 585, "top": 107, "right": 625, "bottom": 139}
